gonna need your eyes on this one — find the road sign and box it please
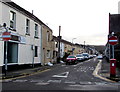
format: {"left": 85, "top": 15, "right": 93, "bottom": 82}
{"left": 108, "top": 36, "right": 118, "bottom": 45}
{"left": 2, "top": 32, "right": 11, "bottom": 41}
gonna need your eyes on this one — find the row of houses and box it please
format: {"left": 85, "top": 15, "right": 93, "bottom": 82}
{"left": 0, "top": 0, "right": 96, "bottom": 70}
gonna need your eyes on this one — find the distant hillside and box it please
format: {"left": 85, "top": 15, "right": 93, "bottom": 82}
{"left": 93, "top": 45, "right": 105, "bottom": 54}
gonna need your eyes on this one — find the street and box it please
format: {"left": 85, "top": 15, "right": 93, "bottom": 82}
{"left": 2, "top": 57, "right": 120, "bottom": 92}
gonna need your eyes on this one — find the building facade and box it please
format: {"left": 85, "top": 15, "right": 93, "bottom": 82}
{"left": 0, "top": 1, "right": 44, "bottom": 68}
{"left": 41, "top": 25, "right": 54, "bottom": 65}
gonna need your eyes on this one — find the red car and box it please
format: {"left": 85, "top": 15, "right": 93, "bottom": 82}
{"left": 66, "top": 55, "right": 77, "bottom": 65}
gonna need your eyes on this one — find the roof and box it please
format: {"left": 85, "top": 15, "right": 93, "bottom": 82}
{"left": 53, "top": 36, "right": 73, "bottom": 45}
{"left": 0, "top": 0, "right": 11, "bottom": 2}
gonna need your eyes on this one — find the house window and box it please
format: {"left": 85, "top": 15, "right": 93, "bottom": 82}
{"left": 10, "top": 11, "right": 16, "bottom": 29}
{"left": 47, "top": 31, "right": 50, "bottom": 42}
{"left": 46, "top": 50, "right": 50, "bottom": 58}
{"left": 55, "top": 42, "right": 58, "bottom": 48}
{"left": 35, "top": 24, "right": 38, "bottom": 38}
{"left": 26, "top": 19, "right": 30, "bottom": 35}
{"left": 34, "top": 46, "right": 38, "bottom": 57}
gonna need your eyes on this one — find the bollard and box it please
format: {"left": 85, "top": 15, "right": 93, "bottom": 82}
{"left": 110, "top": 59, "right": 116, "bottom": 78}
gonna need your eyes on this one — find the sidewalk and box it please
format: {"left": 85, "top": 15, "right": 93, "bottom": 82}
{"left": 0, "top": 63, "right": 62, "bottom": 81}
{"left": 99, "top": 57, "right": 120, "bottom": 82}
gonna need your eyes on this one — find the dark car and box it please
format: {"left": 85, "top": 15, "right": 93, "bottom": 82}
{"left": 66, "top": 55, "right": 77, "bottom": 65}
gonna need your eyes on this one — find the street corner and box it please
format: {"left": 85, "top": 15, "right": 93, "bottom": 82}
{"left": 93, "top": 59, "right": 116, "bottom": 83}
{"left": 107, "top": 76, "right": 120, "bottom": 82}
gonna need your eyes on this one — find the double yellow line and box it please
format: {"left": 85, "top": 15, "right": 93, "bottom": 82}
{"left": 93, "top": 60, "right": 116, "bottom": 83}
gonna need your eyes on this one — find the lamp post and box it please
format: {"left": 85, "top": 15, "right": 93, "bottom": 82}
{"left": 72, "top": 38, "right": 76, "bottom": 55}
{"left": 84, "top": 41, "right": 85, "bottom": 53}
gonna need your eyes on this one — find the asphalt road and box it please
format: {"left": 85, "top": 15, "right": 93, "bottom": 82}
{"left": 1, "top": 57, "right": 120, "bottom": 92}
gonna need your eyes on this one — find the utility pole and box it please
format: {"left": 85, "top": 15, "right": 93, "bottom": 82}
{"left": 57, "top": 26, "right": 61, "bottom": 63}
{"left": 72, "top": 38, "right": 76, "bottom": 55}
{"left": 3, "top": 23, "right": 8, "bottom": 76}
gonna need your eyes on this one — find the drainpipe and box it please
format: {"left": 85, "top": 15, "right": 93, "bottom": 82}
{"left": 40, "top": 25, "right": 43, "bottom": 66}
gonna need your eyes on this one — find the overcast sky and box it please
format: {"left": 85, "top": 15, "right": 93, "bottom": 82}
{"left": 12, "top": 0, "right": 120, "bottom": 45}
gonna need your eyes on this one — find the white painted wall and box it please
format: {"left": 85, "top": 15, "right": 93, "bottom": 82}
{"left": 18, "top": 44, "right": 33, "bottom": 64}
{"left": 0, "top": 2, "right": 42, "bottom": 66}
{"left": 118, "top": 1, "right": 120, "bottom": 14}
{"left": 60, "top": 42, "right": 65, "bottom": 58}
{"left": 0, "top": 2, "right": 2, "bottom": 25}
{"left": 0, "top": 41, "right": 4, "bottom": 66}
{"left": 2, "top": 3, "right": 9, "bottom": 26}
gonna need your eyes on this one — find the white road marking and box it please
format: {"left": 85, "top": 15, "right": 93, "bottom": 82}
{"left": 61, "top": 65, "right": 66, "bottom": 67}
{"left": 47, "top": 80, "right": 61, "bottom": 83}
{"left": 36, "top": 82, "right": 49, "bottom": 85}
{"left": 13, "top": 79, "right": 28, "bottom": 82}
{"left": 69, "top": 84, "right": 82, "bottom": 87}
{"left": 30, "top": 80, "right": 43, "bottom": 83}
{"left": 80, "top": 81, "right": 92, "bottom": 85}
{"left": 65, "top": 81, "right": 76, "bottom": 84}
{"left": 52, "top": 72, "right": 69, "bottom": 78}
{"left": 2, "top": 79, "right": 12, "bottom": 82}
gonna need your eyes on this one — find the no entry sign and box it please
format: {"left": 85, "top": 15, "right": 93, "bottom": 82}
{"left": 108, "top": 36, "right": 118, "bottom": 45}
{"left": 2, "top": 32, "right": 11, "bottom": 41}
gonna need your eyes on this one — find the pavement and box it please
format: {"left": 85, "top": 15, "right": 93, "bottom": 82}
{"left": 99, "top": 57, "right": 120, "bottom": 82}
{"left": 0, "top": 57, "right": 120, "bottom": 82}
{"left": 0, "top": 64, "right": 54, "bottom": 81}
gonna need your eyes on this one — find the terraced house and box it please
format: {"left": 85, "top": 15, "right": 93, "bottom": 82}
{"left": 0, "top": 0, "right": 54, "bottom": 70}
{"left": 53, "top": 36, "right": 84, "bottom": 61}
{"left": 41, "top": 25, "right": 55, "bottom": 65}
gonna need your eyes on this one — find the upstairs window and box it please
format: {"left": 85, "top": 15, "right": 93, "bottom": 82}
{"left": 47, "top": 31, "right": 50, "bottom": 42}
{"left": 46, "top": 50, "right": 51, "bottom": 58}
{"left": 26, "top": 19, "right": 30, "bottom": 35}
{"left": 10, "top": 11, "right": 16, "bottom": 29}
{"left": 35, "top": 24, "right": 38, "bottom": 38}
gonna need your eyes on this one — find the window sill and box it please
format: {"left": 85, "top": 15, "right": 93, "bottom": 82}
{"left": 34, "top": 36, "right": 39, "bottom": 39}
{"left": 26, "top": 33, "right": 30, "bottom": 36}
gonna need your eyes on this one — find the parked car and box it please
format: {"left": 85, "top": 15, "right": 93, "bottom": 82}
{"left": 93, "top": 55, "right": 97, "bottom": 57}
{"left": 66, "top": 55, "right": 77, "bottom": 65}
{"left": 97, "top": 54, "right": 103, "bottom": 59}
{"left": 82, "top": 53, "right": 89, "bottom": 60}
{"left": 76, "top": 54, "right": 84, "bottom": 61}
{"left": 89, "top": 55, "right": 94, "bottom": 59}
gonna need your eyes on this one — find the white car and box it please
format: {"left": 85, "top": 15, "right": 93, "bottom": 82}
{"left": 82, "top": 53, "right": 89, "bottom": 60}
{"left": 97, "top": 55, "right": 103, "bottom": 59}
{"left": 76, "top": 54, "right": 84, "bottom": 61}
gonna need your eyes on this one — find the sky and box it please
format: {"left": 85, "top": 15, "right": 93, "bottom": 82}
{"left": 12, "top": 0, "right": 120, "bottom": 45}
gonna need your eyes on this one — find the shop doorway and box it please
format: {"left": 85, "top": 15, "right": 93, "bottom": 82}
{"left": 4, "top": 42, "right": 18, "bottom": 64}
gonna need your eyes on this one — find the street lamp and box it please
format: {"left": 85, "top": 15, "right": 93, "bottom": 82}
{"left": 84, "top": 41, "right": 86, "bottom": 53}
{"left": 72, "top": 38, "right": 77, "bottom": 44}
{"left": 72, "top": 38, "right": 77, "bottom": 55}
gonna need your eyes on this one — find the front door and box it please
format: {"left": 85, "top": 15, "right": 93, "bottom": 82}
{"left": 4, "top": 42, "right": 18, "bottom": 64}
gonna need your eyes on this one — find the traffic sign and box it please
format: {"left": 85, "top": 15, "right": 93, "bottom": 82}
{"left": 2, "top": 32, "right": 11, "bottom": 41}
{"left": 108, "top": 36, "right": 118, "bottom": 45}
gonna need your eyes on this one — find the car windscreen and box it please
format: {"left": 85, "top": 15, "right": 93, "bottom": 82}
{"left": 68, "top": 56, "right": 75, "bottom": 58}
{"left": 82, "top": 54, "right": 89, "bottom": 57}
{"left": 76, "top": 55, "right": 82, "bottom": 57}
